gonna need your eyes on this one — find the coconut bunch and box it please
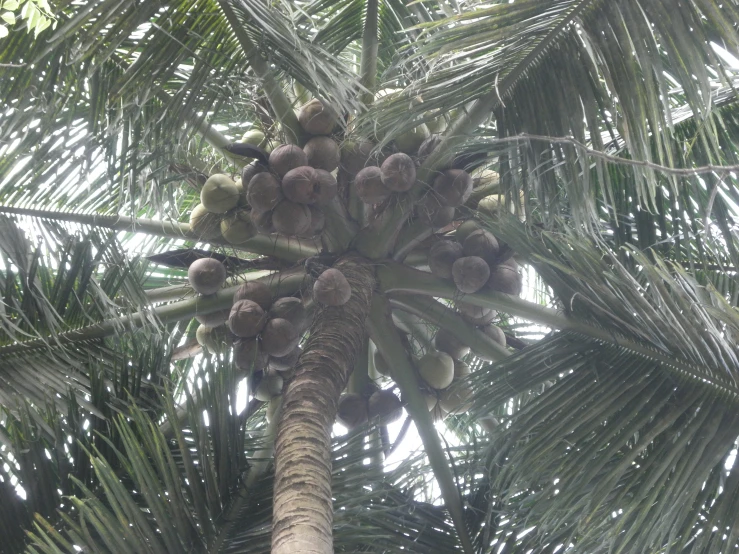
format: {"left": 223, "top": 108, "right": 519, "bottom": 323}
{"left": 186, "top": 258, "right": 236, "bottom": 353}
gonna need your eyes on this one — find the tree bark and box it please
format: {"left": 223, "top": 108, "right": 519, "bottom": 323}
{"left": 271, "top": 255, "right": 375, "bottom": 554}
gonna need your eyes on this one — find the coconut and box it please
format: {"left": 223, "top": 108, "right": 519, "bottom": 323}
{"left": 220, "top": 210, "right": 256, "bottom": 244}
{"left": 241, "top": 162, "right": 269, "bottom": 186}
{"left": 428, "top": 240, "right": 464, "bottom": 280}
{"left": 233, "top": 281, "right": 272, "bottom": 311}
{"left": 298, "top": 98, "right": 339, "bottom": 135}
{"left": 195, "top": 308, "right": 230, "bottom": 327}
{"left": 188, "top": 258, "right": 227, "bottom": 295}
{"left": 438, "top": 383, "right": 473, "bottom": 415}
{"left": 367, "top": 390, "right": 403, "bottom": 424}
{"left": 242, "top": 129, "right": 267, "bottom": 147}
{"left": 250, "top": 209, "right": 275, "bottom": 234}
{"left": 260, "top": 318, "right": 300, "bottom": 357}
{"left": 196, "top": 324, "right": 231, "bottom": 355}
{"left": 417, "top": 134, "right": 442, "bottom": 162}
{"left": 200, "top": 174, "right": 240, "bottom": 214}
{"left": 498, "top": 256, "right": 520, "bottom": 271}
{"left": 272, "top": 200, "right": 312, "bottom": 236}
{"left": 380, "top": 153, "right": 416, "bottom": 192}
{"left": 313, "top": 268, "right": 351, "bottom": 306}
{"left": 269, "top": 297, "right": 308, "bottom": 331}
{"left": 337, "top": 393, "right": 369, "bottom": 430}
{"left": 416, "top": 193, "right": 455, "bottom": 228}
{"left": 228, "top": 299, "right": 267, "bottom": 338}
{"left": 247, "top": 172, "right": 283, "bottom": 213}
{"left": 269, "top": 144, "right": 308, "bottom": 178}
{"left": 476, "top": 194, "right": 502, "bottom": 217}
{"left": 270, "top": 345, "right": 301, "bottom": 372}
{"left": 233, "top": 337, "right": 268, "bottom": 372}
{"left": 452, "top": 256, "right": 490, "bottom": 294}
{"left": 486, "top": 266, "right": 523, "bottom": 296}
{"left": 233, "top": 178, "right": 248, "bottom": 208}
{"left": 463, "top": 229, "right": 500, "bottom": 266}
{"left": 453, "top": 360, "right": 471, "bottom": 379}
{"left": 417, "top": 351, "right": 455, "bottom": 390}
{"left": 395, "top": 123, "right": 430, "bottom": 155}
{"left": 424, "top": 390, "right": 439, "bottom": 412}
{"left": 434, "top": 328, "right": 470, "bottom": 360}
{"left": 190, "top": 203, "right": 223, "bottom": 240}
{"left": 355, "top": 166, "right": 391, "bottom": 205}
{"left": 304, "top": 136, "right": 340, "bottom": 172}
{"left": 254, "top": 371, "right": 283, "bottom": 401}
{"left": 433, "top": 169, "right": 473, "bottom": 207}
{"left": 472, "top": 324, "right": 506, "bottom": 362}
{"left": 455, "top": 219, "right": 481, "bottom": 243}
{"left": 307, "top": 205, "right": 325, "bottom": 236}
{"left": 340, "top": 140, "right": 378, "bottom": 174}
{"left": 314, "top": 170, "right": 338, "bottom": 205}
{"left": 457, "top": 301, "right": 496, "bottom": 326}
{"left": 281, "top": 166, "right": 318, "bottom": 204}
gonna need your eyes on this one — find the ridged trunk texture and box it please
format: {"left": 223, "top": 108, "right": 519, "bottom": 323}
{"left": 271, "top": 255, "right": 375, "bottom": 554}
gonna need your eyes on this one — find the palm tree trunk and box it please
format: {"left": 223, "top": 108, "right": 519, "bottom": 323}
{"left": 271, "top": 255, "right": 375, "bottom": 554}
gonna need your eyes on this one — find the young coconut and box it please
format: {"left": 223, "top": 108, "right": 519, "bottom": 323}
{"left": 313, "top": 268, "right": 351, "bottom": 306}
{"left": 340, "top": 139, "right": 379, "bottom": 174}
{"left": 233, "top": 281, "right": 272, "bottom": 311}
{"left": 241, "top": 129, "right": 268, "bottom": 148}
{"left": 250, "top": 209, "right": 275, "bottom": 234}
{"left": 254, "top": 371, "right": 283, "bottom": 401}
{"left": 456, "top": 301, "right": 497, "bottom": 325}
{"left": 463, "top": 229, "right": 500, "bottom": 266}
{"left": 367, "top": 390, "right": 403, "bottom": 425}
{"left": 416, "top": 193, "right": 455, "bottom": 228}
{"left": 196, "top": 324, "right": 231, "bottom": 355}
{"left": 428, "top": 240, "right": 464, "bottom": 280}
{"left": 434, "top": 328, "right": 470, "bottom": 360}
{"left": 272, "top": 200, "right": 312, "bottom": 236}
{"left": 228, "top": 299, "right": 267, "bottom": 338}
{"left": 298, "top": 98, "right": 339, "bottom": 135}
{"left": 247, "top": 172, "right": 284, "bottom": 213}
{"left": 220, "top": 209, "right": 256, "bottom": 245}
{"left": 380, "top": 153, "right": 416, "bottom": 192}
{"left": 260, "top": 318, "right": 300, "bottom": 357}
{"left": 455, "top": 219, "right": 481, "bottom": 243}
{"left": 417, "top": 351, "right": 455, "bottom": 390}
{"left": 234, "top": 337, "right": 269, "bottom": 372}
{"left": 355, "top": 166, "right": 391, "bottom": 205}
{"left": 201, "top": 174, "right": 240, "bottom": 214}
{"left": 473, "top": 324, "right": 506, "bottom": 362}
{"left": 487, "top": 265, "right": 523, "bottom": 296}
{"left": 304, "top": 136, "right": 340, "bottom": 172}
{"left": 282, "top": 166, "right": 319, "bottom": 204}
{"left": 314, "top": 169, "right": 338, "bottom": 205}
{"left": 337, "top": 393, "right": 369, "bottom": 430}
{"left": 270, "top": 345, "right": 301, "bottom": 372}
{"left": 432, "top": 169, "right": 473, "bottom": 207}
{"left": 269, "top": 144, "right": 308, "bottom": 178}
{"left": 452, "top": 256, "right": 490, "bottom": 294}
{"left": 395, "top": 123, "right": 430, "bottom": 155}
{"left": 190, "top": 204, "right": 223, "bottom": 240}
{"left": 195, "top": 308, "right": 230, "bottom": 327}
{"left": 438, "top": 383, "right": 473, "bottom": 415}
{"left": 188, "top": 258, "right": 227, "bottom": 295}
{"left": 269, "top": 297, "right": 308, "bottom": 332}
{"left": 453, "top": 360, "right": 471, "bottom": 379}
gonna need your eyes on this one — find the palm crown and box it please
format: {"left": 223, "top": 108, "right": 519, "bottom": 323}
{"left": 1, "top": 1, "right": 739, "bottom": 553}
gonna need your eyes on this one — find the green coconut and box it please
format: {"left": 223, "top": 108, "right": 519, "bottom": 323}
{"left": 201, "top": 174, "right": 240, "bottom": 214}
{"left": 269, "top": 144, "right": 308, "bottom": 178}
{"left": 260, "top": 318, "right": 300, "bottom": 357}
{"left": 395, "top": 123, "right": 430, "bottom": 155}
{"left": 432, "top": 169, "right": 473, "bottom": 207}
{"left": 438, "top": 383, "right": 473, "bottom": 415}
{"left": 254, "top": 371, "right": 283, "bottom": 401}
{"left": 367, "top": 390, "right": 403, "bottom": 424}
{"left": 220, "top": 209, "right": 256, "bottom": 244}
{"left": 417, "top": 351, "right": 455, "bottom": 390}
{"left": 304, "top": 136, "right": 340, "bottom": 172}
{"left": 452, "top": 256, "right": 490, "bottom": 294}
{"left": 298, "top": 98, "right": 339, "bottom": 135}
{"left": 196, "top": 324, "right": 231, "bottom": 355}
{"left": 453, "top": 360, "right": 471, "bottom": 379}
{"left": 313, "top": 268, "right": 351, "bottom": 306}
{"left": 463, "top": 229, "right": 500, "bottom": 266}
{"left": 282, "top": 166, "right": 319, "bottom": 204}
{"left": 337, "top": 393, "right": 369, "bottom": 430}
{"left": 241, "top": 129, "right": 267, "bottom": 147}
{"left": 455, "top": 219, "right": 481, "bottom": 243}
{"left": 272, "top": 200, "right": 312, "bottom": 236}
{"left": 340, "top": 140, "right": 379, "bottom": 175}
{"left": 456, "top": 301, "right": 496, "bottom": 326}
{"left": 486, "top": 265, "right": 523, "bottom": 296}
{"left": 234, "top": 337, "right": 268, "bottom": 372}
{"left": 380, "top": 153, "right": 416, "bottom": 192}
{"left": 250, "top": 209, "right": 275, "bottom": 234}
{"left": 189, "top": 203, "right": 223, "bottom": 240}
{"left": 314, "top": 170, "right": 338, "bottom": 205}
{"left": 434, "top": 328, "right": 470, "bottom": 360}
{"left": 471, "top": 168, "right": 500, "bottom": 188}
{"left": 416, "top": 193, "right": 455, "bottom": 228}
{"left": 428, "top": 240, "right": 464, "bottom": 279}
{"left": 269, "top": 297, "right": 308, "bottom": 331}
{"left": 355, "top": 166, "right": 391, "bottom": 205}
{"left": 247, "top": 172, "right": 284, "bottom": 213}
{"left": 228, "top": 299, "right": 267, "bottom": 338}
{"left": 188, "top": 258, "right": 227, "bottom": 295}
{"left": 270, "top": 345, "right": 301, "bottom": 372}
{"left": 195, "top": 308, "right": 230, "bottom": 327}
{"left": 233, "top": 281, "right": 272, "bottom": 311}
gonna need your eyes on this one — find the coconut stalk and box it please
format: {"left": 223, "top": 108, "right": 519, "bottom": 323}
{"left": 0, "top": 206, "right": 319, "bottom": 262}
{"left": 368, "top": 294, "right": 474, "bottom": 554}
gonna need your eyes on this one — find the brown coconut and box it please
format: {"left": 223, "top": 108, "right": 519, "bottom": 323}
{"left": 463, "top": 229, "right": 500, "bottom": 266}
{"left": 254, "top": 371, "right": 283, "bottom": 401}
{"left": 434, "top": 328, "right": 470, "bottom": 360}
{"left": 417, "top": 351, "right": 455, "bottom": 390}
{"left": 416, "top": 193, "right": 455, "bottom": 228}
{"left": 196, "top": 324, "right": 231, "bottom": 355}
{"left": 270, "top": 345, "right": 301, "bottom": 372}
{"left": 188, "top": 258, "right": 227, "bottom": 295}
{"left": 220, "top": 210, "right": 256, "bottom": 245}
{"left": 487, "top": 266, "right": 523, "bottom": 296}
{"left": 233, "top": 338, "right": 268, "bottom": 372}
{"left": 313, "top": 268, "right": 351, "bottom": 306}
{"left": 269, "top": 297, "right": 308, "bottom": 331}
{"left": 247, "top": 172, "right": 283, "bottom": 213}
{"left": 368, "top": 390, "right": 403, "bottom": 424}
{"left": 190, "top": 203, "right": 222, "bottom": 240}
{"left": 269, "top": 144, "right": 308, "bottom": 178}
{"left": 432, "top": 169, "right": 473, "bottom": 207}
{"left": 260, "top": 318, "right": 300, "bottom": 357}
{"left": 201, "top": 174, "right": 240, "bottom": 214}
{"left": 250, "top": 209, "right": 275, "bottom": 234}
{"left": 281, "top": 166, "right": 319, "bottom": 204}
{"left": 195, "top": 308, "right": 230, "bottom": 327}
{"left": 355, "top": 166, "right": 391, "bottom": 205}
{"left": 380, "top": 153, "right": 416, "bottom": 192}
{"left": 452, "top": 256, "right": 490, "bottom": 294}
{"left": 428, "top": 240, "right": 464, "bottom": 280}
{"left": 298, "top": 98, "right": 339, "bottom": 135}
{"left": 304, "top": 136, "right": 340, "bottom": 172}
{"left": 242, "top": 161, "right": 268, "bottom": 185}
{"left": 481, "top": 324, "right": 506, "bottom": 346}
{"left": 337, "top": 393, "right": 369, "bottom": 430}
{"left": 314, "top": 170, "right": 338, "bottom": 205}
{"left": 307, "top": 205, "right": 325, "bottom": 236}
{"left": 272, "top": 200, "right": 312, "bottom": 236}
{"left": 228, "top": 299, "right": 267, "bottom": 338}
{"left": 233, "top": 281, "right": 272, "bottom": 311}
{"left": 457, "top": 301, "right": 496, "bottom": 326}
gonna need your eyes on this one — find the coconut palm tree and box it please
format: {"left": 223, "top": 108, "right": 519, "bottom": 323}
{"left": 1, "top": 0, "right": 739, "bottom": 552}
